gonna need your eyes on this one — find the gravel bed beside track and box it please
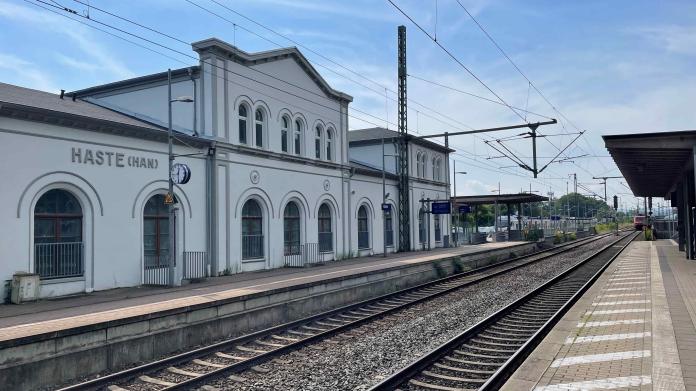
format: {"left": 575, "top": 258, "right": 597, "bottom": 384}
{"left": 209, "top": 235, "right": 621, "bottom": 391}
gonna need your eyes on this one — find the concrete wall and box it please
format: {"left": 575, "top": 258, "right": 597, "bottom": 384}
{"left": 0, "top": 242, "right": 536, "bottom": 390}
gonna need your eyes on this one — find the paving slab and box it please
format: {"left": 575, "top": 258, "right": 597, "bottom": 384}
{"left": 503, "top": 240, "right": 694, "bottom": 391}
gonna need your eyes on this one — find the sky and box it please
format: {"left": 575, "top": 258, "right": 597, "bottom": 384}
{"left": 2, "top": 0, "right": 695, "bottom": 213}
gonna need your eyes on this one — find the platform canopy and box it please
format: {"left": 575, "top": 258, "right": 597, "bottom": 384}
{"left": 451, "top": 193, "right": 548, "bottom": 206}
{"left": 603, "top": 130, "right": 696, "bottom": 197}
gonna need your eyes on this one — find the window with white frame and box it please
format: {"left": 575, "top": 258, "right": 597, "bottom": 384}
{"left": 385, "top": 207, "right": 394, "bottom": 247}
{"left": 242, "top": 199, "right": 264, "bottom": 259}
{"left": 283, "top": 202, "right": 301, "bottom": 255}
{"left": 254, "top": 108, "right": 264, "bottom": 148}
{"left": 326, "top": 128, "right": 334, "bottom": 161}
{"left": 238, "top": 104, "right": 249, "bottom": 144}
{"left": 293, "top": 119, "right": 303, "bottom": 156}
{"left": 281, "top": 116, "right": 289, "bottom": 153}
{"left": 432, "top": 157, "right": 438, "bottom": 180}
{"left": 315, "top": 125, "right": 323, "bottom": 159}
{"left": 34, "top": 189, "right": 83, "bottom": 279}
{"left": 416, "top": 151, "right": 423, "bottom": 177}
{"left": 357, "top": 205, "right": 370, "bottom": 249}
{"left": 318, "top": 203, "right": 333, "bottom": 252}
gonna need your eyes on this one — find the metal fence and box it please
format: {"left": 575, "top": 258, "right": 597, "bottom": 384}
{"left": 35, "top": 242, "right": 83, "bottom": 279}
{"left": 184, "top": 251, "right": 207, "bottom": 279}
{"left": 284, "top": 243, "right": 324, "bottom": 267}
{"left": 144, "top": 254, "right": 170, "bottom": 286}
{"left": 242, "top": 234, "right": 264, "bottom": 260}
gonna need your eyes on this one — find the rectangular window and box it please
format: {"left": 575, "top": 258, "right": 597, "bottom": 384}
{"left": 239, "top": 119, "right": 247, "bottom": 144}
{"left": 294, "top": 134, "right": 301, "bottom": 155}
{"left": 255, "top": 123, "right": 263, "bottom": 147}
{"left": 434, "top": 215, "right": 442, "bottom": 242}
{"left": 358, "top": 219, "right": 369, "bottom": 249}
{"left": 281, "top": 131, "right": 288, "bottom": 152}
{"left": 315, "top": 139, "right": 321, "bottom": 159}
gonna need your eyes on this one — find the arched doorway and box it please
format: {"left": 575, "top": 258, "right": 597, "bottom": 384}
{"left": 34, "top": 189, "right": 83, "bottom": 279}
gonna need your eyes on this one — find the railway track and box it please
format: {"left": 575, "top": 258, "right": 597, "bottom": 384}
{"left": 59, "top": 233, "right": 619, "bottom": 391}
{"left": 369, "top": 231, "right": 638, "bottom": 391}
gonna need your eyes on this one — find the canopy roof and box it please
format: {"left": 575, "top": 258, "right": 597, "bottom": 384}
{"left": 451, "top": 193, "right": 548, "bottom": 206}
{"left": 603, "top": 130, "right": 696, "bottom": 197}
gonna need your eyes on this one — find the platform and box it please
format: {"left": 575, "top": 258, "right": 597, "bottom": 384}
{"left": 504, "top": 239, "right": 696, "bottom": 391}
{"left": 0, "top": 241, "right": 534, "bottom": 390}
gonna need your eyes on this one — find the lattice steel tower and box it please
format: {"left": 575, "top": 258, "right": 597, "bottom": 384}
{"left": 397, "top": 25, "right": 410, "bottom": 252}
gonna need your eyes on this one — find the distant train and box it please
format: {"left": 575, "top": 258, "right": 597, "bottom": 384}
{"left": 633, "top": 215, "right": 646, "bottom": 230}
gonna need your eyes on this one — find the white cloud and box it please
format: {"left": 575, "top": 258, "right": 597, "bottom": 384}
{"left": 629, "top": 25, "right": 696, "bottom": 56}
{"left": 0, "top": 53, "right": 59, "bottom": 92}
{"left": 0, "top": 1, "right": 134, "bottom": 81}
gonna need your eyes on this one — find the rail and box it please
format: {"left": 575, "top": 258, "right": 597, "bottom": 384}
{"left": 34, "top": 242, "right": 83, "bottom": 279}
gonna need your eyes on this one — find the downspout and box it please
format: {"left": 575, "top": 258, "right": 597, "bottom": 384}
{"left": 207, "top": 141, "right": 217, "bottom": 276}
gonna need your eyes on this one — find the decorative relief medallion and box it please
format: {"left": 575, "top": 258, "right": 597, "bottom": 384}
{"left": 323, "top": 179, "right": 330, "bottom": 191}
{"left": 250, "top": 170, "right": 260, "bottom": 184}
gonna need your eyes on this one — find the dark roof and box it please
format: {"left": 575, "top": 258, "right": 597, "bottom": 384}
{"left": 350, "top": 159, "right": 398, "bottom": 179}
{"left": 603, "top": 130, "right": 696, "bottom": 197}
{"left": 0, "top": 82, "right": 209, "bottom": 147}
{"left": 348, "top": 127, "right": 455, "bottom": 153}
{"left": 70, "top": 67, "right": 199, "bottom": 97}
{"left": 0, "top": 82, "right": 163, "bottom": 131}
{"left": 451, "top": 193, "right": 549, "bottom": 205}
{"left": 192, "top": 38, "right": 352, "bottom": 103}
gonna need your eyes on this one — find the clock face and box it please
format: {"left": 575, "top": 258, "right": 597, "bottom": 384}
{"left": 170, "top": 163, "right": 191, "bottom": 184}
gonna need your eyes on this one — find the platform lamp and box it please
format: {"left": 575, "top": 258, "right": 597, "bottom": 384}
{"left": 167, "top": 69, "right": 194, "bottom": 287}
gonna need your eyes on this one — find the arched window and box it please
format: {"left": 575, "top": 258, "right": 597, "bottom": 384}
{"left": 254, "top": 108, "right": 264, "bottom": 148}
{"left": 326, "top": 128, "right": 334, "bottom": 161}
{"left": 357, "top": 205, "right": 370, "bottom": 249}
{"left": 238, "top": 104, "right": 248, "bottom": 144}
{"left": 143, "top": 194, "right": 169, "bottom": 269}
{"left": 242, "top": 199, "right": 264, "bottom": 259}
{"left": 34, "top": 189, "right": 83, "bottom": 279}
{"left": 318, "top": 203, "right": 333, "bottom": 252}
{"left": 416, "top": 152, "right": 422, "bottom": 177}
{"left": 432, "top": 157, "right": 438, "bottom": 180}
{"left": 385, "top": 205, "right": 394, "bottom": 247}
{"left": 315, "top": 125, "right": 323, "bottom": 159}
{"left": 418, "top": 207, "right": 426, "bottom": 245}
{"left": 281, "top": 116, "right": 289, "bottom": 153}
{"left": 283, "top": 202, "right": 301, "bottom": 255}
{"left": 293, "top": 119, "right": 303, "bottom": 156}
{"left": 434, "top": 213, "right": 442, "bottom": 242}
{"left": 421, "top": 154, "right": 428, "bottom": 178}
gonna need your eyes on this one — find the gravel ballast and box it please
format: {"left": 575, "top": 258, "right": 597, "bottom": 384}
{"left": 209, "top": 235, "right": 622, "bottom": 391}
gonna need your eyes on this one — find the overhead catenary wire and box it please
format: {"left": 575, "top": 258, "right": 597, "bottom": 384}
{"left": 32, "top": 0, "right": 570, "bottom": 194}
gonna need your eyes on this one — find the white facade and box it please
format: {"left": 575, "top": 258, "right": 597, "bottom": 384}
{"left": 0, "top": 38, "right": 450, "bottom": 298}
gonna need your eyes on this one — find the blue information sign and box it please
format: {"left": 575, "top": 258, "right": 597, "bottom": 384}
{"left": 381, "top": 203, "right": 391, "bottom": 212}
{"left": 550, "top": 215, "right": 561, "bottom": 221}
{"left": 458, "top": 205, "right": 471, "bottom": 214}
{"left": 431, "top": 201, "right": 451, "bottom": 215}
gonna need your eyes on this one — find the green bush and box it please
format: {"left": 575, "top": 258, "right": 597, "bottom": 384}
{"left": 553, "top": 231, "right": 564, "bottom": 244}
{"left": 566, "top": 232, "right": 577, "bottom": 241}
{"left": 525, "top": 229, "right": 544, "bottom": 242}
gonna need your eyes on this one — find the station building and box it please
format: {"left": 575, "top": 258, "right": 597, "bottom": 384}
{"left": 0, "top": 38, "right": 451, "bottom": 298}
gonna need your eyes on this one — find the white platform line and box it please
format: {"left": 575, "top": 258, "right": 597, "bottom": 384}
{"left": 609, "top": 277, "right": 647, "bottom": 282}
{"left": 609, "top": 281, "right": 646, "bottom": 286}
{"left": 565, "top": 332, "right": 650, "bottom": 344}
{"left": 604, "top": 287, "right": 646, "bottom": 292}
{"left": 585, "top": 308, "right": 650, "bottom": 315}
{"left": 577, "top": 319, "right": 646, "bottom": 327}
{"left": 591, "top": 300, "right": 650, "bottom": 306}
{"left": 535, "top": 375, "right": 652, "bottom": 390}
{"left": 595, "top": 293, "right": 644, "bottom": 299}
{"left": 550, "top": 350, "right": 650, "bottom": 367}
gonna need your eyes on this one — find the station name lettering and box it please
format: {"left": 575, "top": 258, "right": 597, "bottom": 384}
{"left": 71, "top": 148, "right": 159, "bottom": 169}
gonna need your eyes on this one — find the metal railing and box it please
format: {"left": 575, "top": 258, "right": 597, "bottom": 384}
{"left": 285, "top": 243, "right": 323, "bottom": 267}
{"left": 242, "top": 234, "right": 264, "bottom": 260}
{"left": 144, "top": 254, "right": 170, "bottom": 286}
{"left": 184, "top": 251, "right": 207, "bottom": 279}
{"left": 35, "top": 242, "right": 83, "bottom": 279}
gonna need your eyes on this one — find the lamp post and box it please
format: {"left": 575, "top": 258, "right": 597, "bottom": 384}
{"left": 453, "top": 168, "right": 467, "bottom": 245}
{"left": 167, "top": 69, "right": 194, "bottom": 286}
